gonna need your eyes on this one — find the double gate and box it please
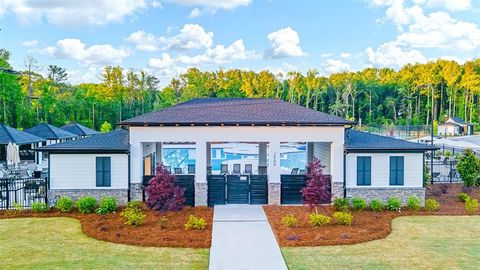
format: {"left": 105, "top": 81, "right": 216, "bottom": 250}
{"left": 207, "top": 174, "right": 268, "bottom": 207}
{"left": 0, "top": 178, "right": 47, "bottom": 209}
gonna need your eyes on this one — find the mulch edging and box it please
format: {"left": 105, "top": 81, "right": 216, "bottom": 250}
{"left": 264, "top": 184, "right": 480, "bottom": 247}
{"left": 0, "top": 205, "right": 213, "bottom": 248}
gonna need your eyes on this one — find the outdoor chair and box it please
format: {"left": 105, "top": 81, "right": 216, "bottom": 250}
{"left": 164, "top": 166, "right": 172, "bottom": 173}
{"left": 244, "top": 164, "right": 253, "bottom": 174}
{"left": 291, "top": 168, "right": 299, "bottom": 175}
{"left": 448, "top": 169, "right": 459, "bottom": 179}
{"left": 298, "top": 169, "right": 306, "bottom": 175}
{"left": 188, "top": 164, "right": 195, "bottom": 174}
{"left": 233, "top": 164, "right": 241, "bottom": 174}
{"left": 220, "top": 164, "right": 229, "bottom": 174}
{"left": 174, "top": 167, "right": 183, "bottom": 174}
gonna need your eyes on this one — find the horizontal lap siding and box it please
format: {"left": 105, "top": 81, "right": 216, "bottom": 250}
{"left": 250, "top": 175, "right": 268, "bottom": 204}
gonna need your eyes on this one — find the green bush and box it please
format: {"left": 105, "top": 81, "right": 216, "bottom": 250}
{"left": 121, "top": 206, "right": 146, "bottom": 226}
{"left": 425, "top": 199, "right": 440, "bottom": 212}
{"left": 351, "top": 197, "right": 366, "bottom": 211}
{"left": 308, "top": 213, "right": 331, "bottom": 227}
{"left": 465, "top": 198, "right": 479, "bottom": 214}
{"left": 458, "top": 193, "right": 471, "bottom": 202}
{"left": 444, "top": 150, "right": 452, "bottom": 157}
{"left": 281, "top": 214, "right": 298, "bottom": 228}
{"left": 407, "top": 196, "right": 421, "bottom": 211}
{"left": 127, "top": 201, "right": 143, "bottom": 209}
{"left": 369, "top": 199, "right": 384, "bottom": 212}
{"left": 13, "top": 202, "right": 23, "bottom": 211}
{"left": 333, "top": 197, "right": 350, "bottom": 212}
{"left": 386, "top": 197, "right": 402, "bottom": 211}
{"left": 96, "top": 196, "right": 117, "bottom": 215}
{"left": 457, "top": 148, "right": 480, "bottom": 187}
{"left": 32, "top": 202, "right": 49, "bottom": 213}
{"left": 76, "top": 196, "right": 97, "bottom": 214}
{"left": 184, "top": 215, "right": 207, "bottom": 230}
{"left": 55, "top": 196, "right": 74, "bottom": 212}
{"left": 333, "top": 212, "right": 353, "bottom": 225}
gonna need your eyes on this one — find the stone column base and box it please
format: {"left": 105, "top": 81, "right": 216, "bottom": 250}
{"left": 129, "top": 183, "right": 143, "bottom": 202}
{"left": 268, "top": 182, "right": 281, "bottom": 205}
{"left": 331, "top": 181, "right": 344, "bottom": 200}
{"left": 195, "top": 182, "right": 208, "bottom": 206}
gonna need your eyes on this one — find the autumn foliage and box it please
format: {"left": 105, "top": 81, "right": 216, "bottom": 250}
{"left": 145, "top": 165, "right": 186, "bottom": 213}
{"left": 300, "top": 158, "right": 332, "bottom": 213}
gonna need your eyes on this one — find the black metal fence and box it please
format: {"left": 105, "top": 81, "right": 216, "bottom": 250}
{"left": 427, "top": 160, "right": 462, "bottom": 183}
{"left": 280, "top": 174, "right": 331, "bottom": 204}
{"left": 0, "top": 177, "right": 47, "bottom": 209}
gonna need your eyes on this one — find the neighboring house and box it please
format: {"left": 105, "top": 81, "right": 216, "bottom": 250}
{"left": 61, "top": 122, "right": 100, "bottom": 137}
{"left": 0, "top": 123, "right": 45, "bottom": 161}
{"left": 38, "top": 98, "right": 435, "bottom": 206}
{"left": 438, "top": 116, "right": 474, "bottom": 136}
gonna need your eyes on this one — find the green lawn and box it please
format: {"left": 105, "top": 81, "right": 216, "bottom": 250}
{"left": 282, "top": 216, "right": 480, "bottom": 270}
{"left": 0, "top": 217, "right": 209, "bottom": 270}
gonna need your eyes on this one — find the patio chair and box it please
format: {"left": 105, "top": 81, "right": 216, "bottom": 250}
{"left": 244, "top": 164, "right": 253, "bottom": 174}
{"left": 187, "top": 164, "right": 195, "bottom": 174}
{"left": 291, "top": 168, "right": 299, "bottom": 175}
{"left": 233, "top": 164, "right": 241, "bottom": 174}
{"left": 298, "top": 169, "right": 306, "bottom": 175}
{"left": 220, "top": 164, "right": 229, "bottom": 174}
{"left": 174, "top": 167, "right": 183, "bottom": 174}
{"left": 164, "top": 166, "right": 171, "bottom": 173}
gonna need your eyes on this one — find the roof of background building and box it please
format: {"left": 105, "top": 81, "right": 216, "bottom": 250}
{"left": 121, "top": 98, "right": 353, "bottom": 126}
{"left": 444, "top": 116, "right": 473, "bottom": 126}
{"left": 25, "top": 123, "right": 77, "bottom": 140}
{"left": 345, "top": 129, "right": 437, "bottom": 151}
{"left": 0, "top": 124, "right": 46, "bottom": 145}
{"left": 60, "top": 122, "right": 100, "bottom": 136}
{"left": 38, "top": 129, "right": 128, "bottom": 153}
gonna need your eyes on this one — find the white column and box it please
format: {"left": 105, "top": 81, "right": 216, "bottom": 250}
{"left": 195, "top": 141, "right": 207, "bottom": 183}
{"left": 330, "top": 141, "right": 345, "bottom": 199}
{"left": 130, "top": 142, "right": 143, "bottom": 184}
{"left": 155, "top": 142, "right": 162, "bottom": 166}
{"left": 268, "top": 141, "right": 281, "bottom": 183}
{"left": 259, "top": 142, "right": 268, "bottom": 166}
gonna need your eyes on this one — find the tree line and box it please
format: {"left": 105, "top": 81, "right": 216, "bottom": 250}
{"left": 1, "top": 48, "right": 480, "bottom": 130}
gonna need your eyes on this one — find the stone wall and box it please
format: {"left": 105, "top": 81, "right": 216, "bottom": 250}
{"left": 268, "top": 182, "right": 281, "bottom": 205}
{"left": 129, "top": 183, "right": 143, "bottom": 202}
{"left": 346, "top": 187, "right": 426, "bottom": 206}
{"left": 195, "top": 182, "right": 208, "bottom": 206}
{"left": 48, "top": 189, "right": 129, "bottom": 206}
{"left": 331, "top": 181, "right": 344, "bottom": 200}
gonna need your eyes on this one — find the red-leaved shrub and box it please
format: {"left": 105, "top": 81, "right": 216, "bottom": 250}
{"left": 145, "top": 165, "right": 186, "bottom": 212}
{"left": 300, "top": 158, "right": 332, "bottom": 213}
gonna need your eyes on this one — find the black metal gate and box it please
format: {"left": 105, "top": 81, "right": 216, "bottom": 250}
{"left": 280, "top": 174, "right": 331, "bottom": 204}
{"left": 0, "top": 178, "right": 47, "bottom": 209}
{"left": 207, "top": 174, "right": 268, "bottom": 206}
{"left": 207, "top": 175, "right": 226, "bottom": 207}
{"left": 227, "top": 175, "right": 249, "bottom": 204}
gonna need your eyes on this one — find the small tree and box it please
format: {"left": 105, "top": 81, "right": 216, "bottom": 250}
{"left": 457, "top": 148, "right": 480, "bottom": 187}
{"left": 300, "top": 158, "right": 332, "bottom": 213}
{"left": 100, "top": 121, "right": 112, "bottom": 133}
{"left": 145, "top": 164, "right": 186, "bottom": 212}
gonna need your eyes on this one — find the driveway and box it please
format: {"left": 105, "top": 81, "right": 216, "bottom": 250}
{"left": 209, "top": 205, "right": 287, "bottom": 270}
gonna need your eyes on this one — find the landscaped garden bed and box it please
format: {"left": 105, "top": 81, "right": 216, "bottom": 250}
{"left": 265, "top": 183, "right": 480, "bottom": 247}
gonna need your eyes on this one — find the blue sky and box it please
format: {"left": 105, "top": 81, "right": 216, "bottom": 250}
{"left": 0, "top": 0, "right": 479, "bottom": 85}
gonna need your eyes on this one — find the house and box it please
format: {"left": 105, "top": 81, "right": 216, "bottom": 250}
{"left": 60, "top": 122, "right": 100, "bottom": 137}
{"left": 0, "top": 123, "right": 45, "bottom": 161}
{"left": 438, "top": 116, "right": 474, "bottom": 136}
{"left": 38, "top": 98, "right": 435, "bottom": 206}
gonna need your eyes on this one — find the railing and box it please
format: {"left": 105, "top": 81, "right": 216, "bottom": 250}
{"left": 0, "top": 177, "right": 47, "bottom": 209}
{"left": 426, "top": 160, "right": 462, "bottom": 184}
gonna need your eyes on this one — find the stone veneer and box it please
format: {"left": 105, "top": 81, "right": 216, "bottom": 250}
{"left": 195, "top": 182, "right": 208, "bottom": 206}
{"left": 331, "top": 181, "right": 344, "bottom": 200}
{"left": 48, "top": 189, "right": 129, "bottom": 206}
{"left": 268, "top": 182, "right": 281, "bottom": 205}
{"left": 129, "top": 183, "right": 143, "bottom": 202}
{"left": 346, "top": 187, "right": 426, "bottom": 206}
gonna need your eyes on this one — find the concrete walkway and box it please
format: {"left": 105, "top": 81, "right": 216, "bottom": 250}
{"left": 209, "top": 205, "right": 287, "bottom": 270}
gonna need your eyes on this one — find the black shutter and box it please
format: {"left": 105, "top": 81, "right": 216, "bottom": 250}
{"left": 96, "top": 157, "right": 111, "bottom": 187}
{"left": 96, "top": 157, "right": 103, "bottom": 187}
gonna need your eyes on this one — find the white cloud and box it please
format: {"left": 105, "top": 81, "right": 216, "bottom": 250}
{"left": 366, "top": 42, "right": 427, "bottom": 67}
{"left": 321, "top": 59, "right": 351, "bottom": 74}
{"left": 166, "top": 0, "right": 251, "bottom": 10}
{"left": 44, "top": 39, "right": 131, "bottom": 66}
{"left": 261, "top": 63, "right": 297, "bottom": 77}
{"left": 413, "top": 0, "right": 472, "bottom": 11}
{"left": 126, "top": 31, "right": 161, "bottom": 52}
{"left": 340, "top": 52, "right": 351, "bottom": 59}
{"left": 188, "top": 7, "right": 201, "bottom": 18}
{"left": 148, "top": 53, "right": 175, "bottom": 69}
{"left": 267, "top": 27, "right": 305, "bottom": 58}
{"left": 21, "top": 39, "right": 39, "bottom": 48}
{"left": 0, "top": 0, "right": 153, "bottom": 27}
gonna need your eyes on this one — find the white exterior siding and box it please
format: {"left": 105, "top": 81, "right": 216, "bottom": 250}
{"left": 49, "top": 153, "right": 129, "bottom": 190}
{"left": 346, "top": 152, "right": 424, "bottom": 188}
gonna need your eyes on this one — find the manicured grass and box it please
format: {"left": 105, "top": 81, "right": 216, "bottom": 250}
{"left": 282, "top": 216, "right": 480, "bottom": 270}
{"left": 0, "top": 217, "right": 209, "bottom": 270}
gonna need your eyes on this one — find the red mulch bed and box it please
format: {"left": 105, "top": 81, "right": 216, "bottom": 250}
{"left": 0, "top": 205, "right": 213, "bottom": 248}
{"left": 264, "top": 183, "right": 480, "bottom": 247}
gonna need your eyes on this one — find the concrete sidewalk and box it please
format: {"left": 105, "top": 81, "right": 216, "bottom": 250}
{"left": 209, "top": 205, "right": 287, "bottom": 270}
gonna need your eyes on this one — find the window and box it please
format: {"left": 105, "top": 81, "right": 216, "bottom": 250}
{"left": 356, "top": 156, "right": 371, "bottom": 186}
{"left": 96, "top": 157, "right": 111, "bottom": 187}
{"left": 389, "top": 156, "right": 404, "bottom": 186}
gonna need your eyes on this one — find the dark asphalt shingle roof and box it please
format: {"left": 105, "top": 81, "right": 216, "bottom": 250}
{"left": 0, "top": 124, "right": 46, "bottom": 145}
{"left": 61, "top": 122, "right": 100, "bottom": 136}
{"left": 345, "top": 129, "right": 437, "bottom": 151}
{"left": 38, "top": 129, "right": 129, "bottom": 153}
{"left": 25, "top": 123, "right": 77, "bottom": 140}
{"left": 121, "top": 98, "right": 353, "bottom": 126}
{"left": 447, "top": 116, "right": 473, "bottom": 126}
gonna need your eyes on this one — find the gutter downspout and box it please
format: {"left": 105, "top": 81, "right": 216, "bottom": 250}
{"left": 343, "top": 125, "right": 354, "bottom": 198}
{"left": 127, "top": 149, "right": 131, "bottom": 202}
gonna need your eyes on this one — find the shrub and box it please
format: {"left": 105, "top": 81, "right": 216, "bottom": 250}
{"left": 184, "top": 215, "right": 207, "bottom": 230}
{"left": 127, "top": 201, "right": 143, "bottom": 209}
{"left": 444, "top": 150, "right": 452, "bottom": 157}
{"left": 32, "top": 202, "right": 48, "bottom": 213}
{"left": 351, "top": 197, "right": 366, "bottom": 211}
{"left": 308, "top": 213, "right": 331, "bottom": 227}
{"left": 369, "top": 199, "right": 384, "bottom": 212}
{"left": 458, "top": 192, "right": 471, "bottom": 202}
{"left": 333, "top": 198, "right": 350, "bottom": 212}
{"left": 333, "top": 212, "right": 353, "bottom": 225}
{"left": 145, "top": 165, "right": 186, "bottom": 213}
{"left": 465, "top": 198, "right": 479, "bottom": 214}
{"left": 96, "top": 196, "right": 117, "bottom": 215}
{"left": 457, "top": 148, "right": 480, "bottom": 187}
{"left": 407, "top": 196, "right": 421, "bottom": 211}
{"left": 55, "top": 196, "right": 74, "bottom": 212}
{"left": 76, "top": 196, "right": 97, "bottom": 214}
{"left": 425, "top": 199, "right": 440, "bottom": 212}
{"left": 386, "top": 197, "right": 402, "bottom": 211}
{"left": 440, "top": 184, "right": 449, "bottom": 194}
{"left": 281, "top": 214, "right": 298, "bottom": 228}
{"left": 159, "top": 216, "right": 169, "bottom": 230}
{"left": 121, "top": 206, "right": 146, "bottom": 226}
{"left": 13, "top": 202, "right": 23, "bottom": 211}
{"left": 300, "top": 158, "right": 332, "bottom": 213}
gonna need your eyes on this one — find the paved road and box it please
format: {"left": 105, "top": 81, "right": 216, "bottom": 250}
{"left": 209, "top": 205, "right": 287, "bottom": 270}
